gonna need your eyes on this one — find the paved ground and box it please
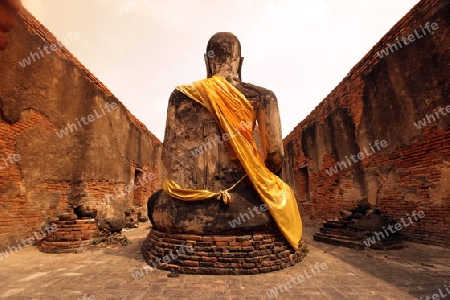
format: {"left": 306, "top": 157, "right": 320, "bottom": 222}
{"left": 0, "top": 224, "right": 449, "bottom": 300}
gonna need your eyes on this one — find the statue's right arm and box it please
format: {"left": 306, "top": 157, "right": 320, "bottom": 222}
{"left": 256, "top": 91, "right": 284, "bottom": 174}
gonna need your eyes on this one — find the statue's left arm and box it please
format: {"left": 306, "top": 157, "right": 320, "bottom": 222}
{"left": 256, "top": 91, "right": 284, "bottom": 174}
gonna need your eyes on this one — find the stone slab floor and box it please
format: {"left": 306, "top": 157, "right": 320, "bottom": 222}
{"left": 0, "top": 225, "right": 449, "bottom": 300}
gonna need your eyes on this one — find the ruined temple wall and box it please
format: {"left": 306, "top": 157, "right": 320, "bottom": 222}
{"left": 283, "top": 0, "right": 450, "bottom": 246}
{"left": 0, "top": 11, "right": 164, "bottom": 250}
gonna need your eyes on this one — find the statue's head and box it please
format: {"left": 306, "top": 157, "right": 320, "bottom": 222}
{"left": 205, "top": 32, "right": 243, "bottom": 82}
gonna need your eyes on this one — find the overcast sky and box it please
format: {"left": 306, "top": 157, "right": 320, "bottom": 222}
{"left": 21, "top": 0, "right": 420, "bottom": 141}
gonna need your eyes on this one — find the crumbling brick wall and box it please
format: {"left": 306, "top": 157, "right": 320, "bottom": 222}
{"left": 0, "top": 10, "right": 164, "bottom": 250}
{"left": 283, "top": 0, "right": 449, "bottom": 247}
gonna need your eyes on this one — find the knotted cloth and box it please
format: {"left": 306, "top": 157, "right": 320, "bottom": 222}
{"left": 163, "top": 75, "right": 302, "bottom": 249}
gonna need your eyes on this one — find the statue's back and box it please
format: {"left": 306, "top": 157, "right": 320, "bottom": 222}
{"left": 162, "top": 82, "right": 277, "bottom": 193}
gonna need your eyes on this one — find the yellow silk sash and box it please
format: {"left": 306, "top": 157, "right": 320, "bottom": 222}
{"left": 163, "top": 75, "right": 302, "bottom": 249}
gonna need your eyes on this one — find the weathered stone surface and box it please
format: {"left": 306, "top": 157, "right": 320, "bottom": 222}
{"left": 340, "top": 210, "right": 353, "bottom": 220}
{"left": 151, "top": 183, "right": 276, "bottom": 233}
{"left": 57, "top": 213, "right": 77, "bottom": 221}
{"left": 161, "top": 84, "right": 284, "bottom": 190}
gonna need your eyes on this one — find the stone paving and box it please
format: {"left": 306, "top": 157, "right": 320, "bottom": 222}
{"left": 0, "top": 224, "right": 449, "bottom": 300}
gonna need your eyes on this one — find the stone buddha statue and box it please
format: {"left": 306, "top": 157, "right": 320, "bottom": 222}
{"left": 144, "top": 32, "right": 305, "bottom": 275}
{"left": 150, "top": 32, "right": 285, "bottom": 230}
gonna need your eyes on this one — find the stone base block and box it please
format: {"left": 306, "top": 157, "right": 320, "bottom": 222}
{"left": 142, "top": 228, "right": 308, "bottom": 275}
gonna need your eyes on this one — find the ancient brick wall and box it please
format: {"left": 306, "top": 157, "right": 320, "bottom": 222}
{"left": 0, "top": 10, "right": 164, "bottom": 251}
{"left": 283, "top": 0, "right": 450, "bottom": 247}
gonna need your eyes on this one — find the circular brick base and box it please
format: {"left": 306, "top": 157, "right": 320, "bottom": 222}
{"left": 142, "top": 229, "right": 308, "bottom": 275}
{"left": 39, "top": 219, "right": 98, "bottom": 254}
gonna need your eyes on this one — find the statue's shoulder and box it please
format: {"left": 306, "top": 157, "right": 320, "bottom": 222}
{"left": 238, "top": 81, "right": 277, "bottom": 100}
{"left": 168, "top": 88, "right": 194, "bottom": 106}
{"left": 169, "top": 88, "right": 188, "bottom": 100}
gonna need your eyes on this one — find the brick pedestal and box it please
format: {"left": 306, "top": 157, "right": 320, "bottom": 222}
{"left": 142, "top": 229, "right": 308, "bottom": 275}
{"left": 39, "top": 219, "right": 98, "bottom": 254}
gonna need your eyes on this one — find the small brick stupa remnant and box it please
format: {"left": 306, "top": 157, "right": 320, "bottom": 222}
{"left": 314, "top": 198, "right": 404, "bottom": 250}
{"left": 39, "top": 213, "right": 98, "bottom": 254}
{"left": 143, "top": 32, "right": 307, "bottom": 275}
